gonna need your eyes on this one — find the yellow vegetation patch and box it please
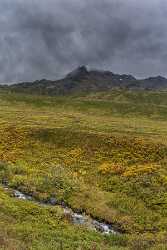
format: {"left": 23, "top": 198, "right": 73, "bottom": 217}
{"left": 68, "top": 147, "right": 83, "bottom": 158}
{"left": 64, "top": 147, "right": 84, "bottom": 165}
{"left": 122, "top": 163, "right": 159, "bottom": 177}
{"left": 0, "top": 126, "right": 28, "bottom": 163}
{"left": 98, "top": 162, "right": 124, "bottom": 175}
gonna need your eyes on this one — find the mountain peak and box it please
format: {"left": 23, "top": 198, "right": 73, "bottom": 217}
{"left": 146, "top": 75, "right": 166, "bottom": 81}
{"left": 66, "top": 65, "right": 88, "bottom": 79}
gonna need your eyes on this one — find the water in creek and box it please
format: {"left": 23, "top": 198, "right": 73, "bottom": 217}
{"left": 9, "top": 188, "right": 118, "bottom": 235}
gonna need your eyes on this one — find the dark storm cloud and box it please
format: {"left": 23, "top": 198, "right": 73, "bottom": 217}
{"left": 0, "top": 0, "right": 167, "bottom": 82}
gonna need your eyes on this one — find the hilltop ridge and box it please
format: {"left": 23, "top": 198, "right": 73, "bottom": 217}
{"left": 4, "top": 66, "right": 167, "bottom": 95}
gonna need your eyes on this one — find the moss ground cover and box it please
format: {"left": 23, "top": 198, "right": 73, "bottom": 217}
{"left": 0, "top": 90, "right": 167, "bottom": 249}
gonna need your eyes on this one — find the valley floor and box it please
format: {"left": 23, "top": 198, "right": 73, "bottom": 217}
{"left": 0, "top": 90, "right": 167, "bottom": 249}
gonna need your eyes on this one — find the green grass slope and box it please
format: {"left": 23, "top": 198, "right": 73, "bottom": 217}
{"left": 0, "top": 90, "right": 167, "bottom": 249}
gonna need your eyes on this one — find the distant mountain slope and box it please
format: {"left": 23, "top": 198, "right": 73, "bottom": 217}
{"left": 4, "top": 66, "right": 167, "bottom": 95}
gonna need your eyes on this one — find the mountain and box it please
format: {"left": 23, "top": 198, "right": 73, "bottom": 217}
{"left": 139, "top": 76, "right": 167, "bottom": 90}
{"left": 3, "top": 66, "right": 167, "bottom": 95}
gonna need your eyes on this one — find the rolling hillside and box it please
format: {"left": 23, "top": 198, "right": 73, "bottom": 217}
{"left": 0, "top": 90, "right": 167, "bottom": 249}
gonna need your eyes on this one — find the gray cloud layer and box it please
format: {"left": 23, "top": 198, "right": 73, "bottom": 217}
{"left": 0, "top": 0, "right": 167, "bottom": 82}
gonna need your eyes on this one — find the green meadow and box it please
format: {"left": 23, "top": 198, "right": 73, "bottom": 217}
{"left": 0, "top": 90, "right": 167, "bottom": 249}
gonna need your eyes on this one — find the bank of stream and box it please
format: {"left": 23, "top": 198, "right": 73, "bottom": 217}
{"left": 2, "top": 185, "right": 120, "bottom": 235}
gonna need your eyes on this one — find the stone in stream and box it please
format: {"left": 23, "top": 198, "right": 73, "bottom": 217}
{"left": 14, "top": 190, "right": 27, "bottom": 200}
{"left": 49, "top": 197, "right": 57, "bottom": 206}
{"left": 72, "top": 213, "right": 85, "bottom": 225}
{"left": 61, "top": 201, "right": 66, "bottom": 208}
{"left": 92, "top": 221, "right": 114, "bottom": 234}
{"left": 63, "top": 209, "right": 85, "bottom": 225}
{"left": 14, "top": 190, "right": 32, "bottom": 201}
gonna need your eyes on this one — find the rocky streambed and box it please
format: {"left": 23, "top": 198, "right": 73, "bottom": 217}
{"left": 3, "top": 186, "right": 119, "bottom": 235}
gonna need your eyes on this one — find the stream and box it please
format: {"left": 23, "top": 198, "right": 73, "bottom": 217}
{"left": 3, "top": 185, "right": 119, "bottom": 235}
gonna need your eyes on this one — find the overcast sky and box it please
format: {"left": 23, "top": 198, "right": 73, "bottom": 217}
{"left": 0, "top": 0, "right": 167, "bottom": 82}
